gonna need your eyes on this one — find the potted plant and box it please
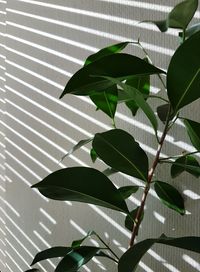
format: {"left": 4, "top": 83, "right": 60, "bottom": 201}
{"left": 25, "top": 0, "right": 200, "bottom": 271}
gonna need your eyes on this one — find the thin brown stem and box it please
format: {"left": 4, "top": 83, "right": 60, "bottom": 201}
{"left": 129, "top": 106, "right": 171, "bottom": 247}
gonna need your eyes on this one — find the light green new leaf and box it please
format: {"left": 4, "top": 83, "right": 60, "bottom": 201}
{"left": 145, "top": 0, "right": 198, "bottom": 32}
{"left": 84, "top": 42, "right": 131, "bottom": 66}
{"left": 167, "top": 31, "right": 200, "bottom": 112}
{"left": 31, "top": 247, "right": 72, "bottom": 266}
{"left": 171, "top": 155, "right": 200, "bottom": 178}
{"left": 92, "top": 129, "right": 149, "bottom": 181}
{"left": 118, "top": 234, "right": 200, "bottom": 272}
{"left": 60, "top": 53, "right": 164, "bottom": 98}
{"left": 32, "top": 167, "right": 129, "bottom": 214}
{"left": 60, "top": 138, "right": 93, "bottom": 163}
{"left": 55, "top": 246, "right": 100, "bottom": 272}
{"left": 154, "top": 181, "right": 185, "bottom": 215}
{"left": 184, "top": 118, "right": 200, "bottom": 151}
{"left": 118, "top": 186, "right": 139, "bottom": 199}
{"left": 90, "top": 148, "right": 98, "bottom": 163}
{"left": 104, "top": 77, "right": 158, "bottom": 133}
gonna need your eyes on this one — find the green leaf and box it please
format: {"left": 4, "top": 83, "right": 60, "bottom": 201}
{"left": 55, "top": 246, "right": 100, "bottom": 272}
{"left": 157, "top": 104, "right": 174, "bottom": 123}
{"left": 84, "top": 42, "right": 136, "bottom": 119}
{"left": 154, "top": 181, "right": 185, "bottom": 215}
{"left": 32, "top": 167, "right": 129, "bottom": 214}
{"left": 125, "top": 69, "right": 150, "bottom": 116}
{"left": 90, "top": 86, "right": 118, "bottom": 118}
{"left": 60, "top": 53, "right": 164, "bottom": 98}
{"left": 84, "top": 42, "right": 131, "bottom": 66}
{"left": 104, "top": 77, "right": 158, "bottom": 133}
{"left": 118, "top": 234, "right": 200, "bottom": 272}
{"left": 90, "top": 148, "right": 98, "bottom": 163}
{"left": 179, "top": 23, "right": 200, "bottom": 39}
{"left": 171, "top": 155, "right": 200, "bottom": 178}
{"left": 184, "top": 118, "right": 200, "bottom": 150}
{"left": 118, "top": 238, "right": 155, "bottom": 272}
{"left": 60, "top": 138, "right": 93, "bottom": 163}
{"left": 71, "top": 231, "right": 95, "bottom": 248}
{"left": 31, "top": 247, "right": 72, "bottom": 266}
{"left": 118, "top": 186, "right": 139, "bottom": 199}
{"left": 167, "top": 30, "right": 200, "bottom": 112}
{"left": 145, "top": 0, "right": 198, "bottom": 32}
{"left": 92, "top": 129, "right": 149, "bottom": 181}
{"left": 125, "top": 207, "right": 144, "bottom": 233}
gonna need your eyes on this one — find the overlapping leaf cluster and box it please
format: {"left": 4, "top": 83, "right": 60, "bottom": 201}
{"left": 26, "top": 1, "right": 200, "bottom": 271}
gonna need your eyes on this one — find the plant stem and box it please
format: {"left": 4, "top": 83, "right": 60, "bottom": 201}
{"left": 148, "top": 95, "right": 169, "bottom": 103}
{"left": 94, "top": 232, "right": 120, "bottom": 261}
{"left": 136, "top": 40, "right": 166, "bottom": 90}
{"left": 129, "top": 106, "right": 171, "bottom": 247}
{"left": 159, "top": 151, "right": 200, "bottom": 161}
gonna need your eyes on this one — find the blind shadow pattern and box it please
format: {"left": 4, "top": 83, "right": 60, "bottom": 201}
{"left": 0, "top": 0, "right": 199, "bottom": 271}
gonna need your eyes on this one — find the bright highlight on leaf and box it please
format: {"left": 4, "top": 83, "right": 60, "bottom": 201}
{"left": 103, "top": 77, "right": 158, "bottom": 133}
{"left": 84, "top": 42, "right": 131, "bottom": 66}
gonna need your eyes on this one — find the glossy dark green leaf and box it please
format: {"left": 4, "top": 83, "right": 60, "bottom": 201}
{"left": 171, "top": 155, "right": 200, "bottom": 178}
{"left": 104, "top": 77, "right": 158, "bottom": 133}
{"left": 125, "top": 69, "right": 150, "bottom": 116}
{"left": 154, "top": 181, "right": 185, "bottom": 215}
{"left": 90, "top": 148, "right": 98, "bottom": 163}
{"left": 32, "top": 167, "right": 129, "bottom": 213}
{"left": 55, "top": 246, "right": 100, "bottom": 272}
{"left": 184, "top": 118, "right": 200, "bottom": 150}
{"left": 60, "top": 53, "right": 164, "bottom": 98}
{"left": 31, "top": 247, "right": 72, "bottom": 266}
{"left": 71, "top": 231, "right": 95, "bottom": 248}
{"left": 157, "top": 104, "right": 174, "bottom": 123}
{"left": 167, "top": 31, "right": 200, "bottom": 112}
{"left": 118, "top": 186, "right": 139, "bottom": 199}
{"left": 90, "top": 86, "right": 118, "bottom": 118}
{"left": 92, "top": 129, "right": 149, "bottom": 181}
{"left": 60, "top": 138, "right": 93, "bottom": 163}
{"left": 118, "top": 238, "right": 155, "bottom": 272}
{"left": 145, "top": 0, "right": 198, "bottom": 32}
{"left": 118, "top": 234, "right": 200, "bottom": 272}
{"left": 84, "top": 42, "right": 130, "bottom": 66}
{"left": 125, "top": 207, "right": 144, "bottom": 233}
{"left": 179, "top": 23, "right": 200, "bottom": 39}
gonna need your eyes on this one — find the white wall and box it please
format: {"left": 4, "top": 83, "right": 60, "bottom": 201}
{"left": 0, "top": 0, "right": 200, "bottom": 271}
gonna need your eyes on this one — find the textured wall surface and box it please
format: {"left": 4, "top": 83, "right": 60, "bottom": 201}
{"left": 0, "top": 0, "right": 200, "bottom": 271}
